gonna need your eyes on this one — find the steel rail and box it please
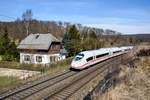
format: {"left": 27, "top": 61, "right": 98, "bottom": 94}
{"left": 0, "top": 70, "right": 76, "bottom": 99}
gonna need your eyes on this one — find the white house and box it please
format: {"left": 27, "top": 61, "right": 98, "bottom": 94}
{"left": 17, "top": 33, "right": 66, "bottom": 64}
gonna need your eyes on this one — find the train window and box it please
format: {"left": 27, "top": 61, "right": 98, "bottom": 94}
{"left": 74, "top": 53, "right": 84, "bottom": 61}
{"left": 113, "top": 50, "right": 121, "bottom": 53}
{"left": 75, "top": 57, "right": 82, "bottom": 61}
{"left": 77, "top": 53, "right": 84, "bottom": 57}
{"left": 125, "top": 49, "right": 128, "bottom": 51}
{"left": 86, "top": 57, "right": 93, "bottom": 62}
{"left": 96, "top": 53, "right": 109, "bottom": 58}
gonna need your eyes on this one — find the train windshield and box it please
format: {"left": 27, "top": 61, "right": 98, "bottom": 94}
{"left": 74, "top": 53, "right": 84, "bottom": 61}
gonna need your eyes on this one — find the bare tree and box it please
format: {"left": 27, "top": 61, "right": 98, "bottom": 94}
{"left": 22, "top": 9, "right": 33, "bottom": 36}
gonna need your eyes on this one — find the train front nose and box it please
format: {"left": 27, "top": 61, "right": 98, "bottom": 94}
{"left": 71, "top": 53, "right": 84, "bottom": 69}
{"left": 71, "top": 60, "right": 82, "bottom": 69}
{"left": 71, "top": 61, "right": 78, "bottom": 68}
{"left": 71, "top": 60, "right": 85, "bottom": 70}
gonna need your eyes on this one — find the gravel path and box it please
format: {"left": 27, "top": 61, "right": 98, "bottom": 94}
{"left": 0, "top": 68, "right": 40, "bottom": 79}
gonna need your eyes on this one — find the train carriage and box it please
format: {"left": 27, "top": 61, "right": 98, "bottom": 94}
{"left": 71, "top": 46, "right": 133, "bottom": 70}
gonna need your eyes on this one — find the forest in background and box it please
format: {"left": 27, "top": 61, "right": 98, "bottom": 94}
{"left": 0, "top": 19, "right": 121, "bottom": 40}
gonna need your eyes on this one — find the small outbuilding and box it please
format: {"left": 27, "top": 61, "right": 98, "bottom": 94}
{"left": 17, "top": 33, "right": 66, "bottom": 64}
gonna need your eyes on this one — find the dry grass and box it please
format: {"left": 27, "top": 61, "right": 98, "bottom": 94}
{"left": 0, "top": 76, "right": 21, "bottom": 94}
{"left": 0, "top": 58, "right": 72, "bottom": 73}
{"left": 95, "top": 57, "right": 150, "bottom": 100}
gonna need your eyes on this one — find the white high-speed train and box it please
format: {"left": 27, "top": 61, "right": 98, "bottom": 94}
{"left": 71, "top": 46, "right": 133, "bottom": 70}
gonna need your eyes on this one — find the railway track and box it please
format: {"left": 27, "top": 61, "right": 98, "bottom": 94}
{"left": 0, "top": 54, "right": 126, "bottom": 100}
{"left": 0, "top": 70, "right": 77, "bottom": 100}
{"left": 45, "top": 55, "right": 122, "bottom": 100}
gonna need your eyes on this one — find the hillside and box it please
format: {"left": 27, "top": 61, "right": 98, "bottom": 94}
{"left": 98, "top": 57, "right": 150, "bottom": 100}
{"left": 0, "top": 20, "right": 149, "bottom": 46}
{"left": 0, "top": 20, "right": 121, "bottom": 40}
{"left": 123, "top": 34, "right": 150, "bottom": 42}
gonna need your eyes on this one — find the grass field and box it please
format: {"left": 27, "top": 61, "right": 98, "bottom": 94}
{"left": 0, "top": 76, "right": 20, "bottom": 93}
{"left": 0, "top": 57, "right": 72, "bottom": 73}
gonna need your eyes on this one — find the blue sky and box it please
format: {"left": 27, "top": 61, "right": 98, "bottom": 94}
{"left": 0, "top": 0, "right": 150, "bottom": 34}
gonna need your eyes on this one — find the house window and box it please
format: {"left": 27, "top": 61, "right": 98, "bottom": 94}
{"left": 36, "top": 56, "right": 42, "bottom": 63}
{"left": 55, "top": 56, "right": 58, "bottom": 61}
{"left": 50, "top": 44, "right": 60, "bottom": 50}
{"left": 24, "top": 55, "right": 31, "bottom": 61}
{"left": 50, "top": 56, "right": 58, "bottom": 63}
{"left": 50, "top": 56, "right": 52, "bottom": 62}
{"left": 51, "top": 45, "right": 56, "bottom": 50}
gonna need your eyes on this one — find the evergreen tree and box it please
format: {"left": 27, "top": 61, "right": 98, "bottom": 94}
{"left": 0, "top": 27, "right": 19, "bottom": 61}
{"left": 68, "top": 25, "right": 80, "bottom": 39}
{"left": 0, "top": 27, "right": 10, "bottom": 55}
{"left": 62, "top": 25, "right": 81, "bottom": 57}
